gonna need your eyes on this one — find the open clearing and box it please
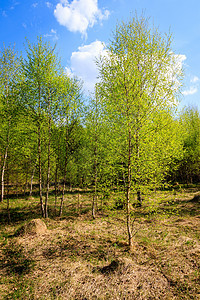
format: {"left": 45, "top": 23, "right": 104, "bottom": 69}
{"left": 0, "top": 187, "right": 200, "bottom": 299}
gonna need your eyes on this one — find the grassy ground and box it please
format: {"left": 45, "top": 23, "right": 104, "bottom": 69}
{"left": 0, "top": 186, "right": 200, "bottom": 299}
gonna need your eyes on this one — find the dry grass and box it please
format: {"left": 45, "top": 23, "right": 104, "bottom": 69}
{"left": 0, "top": 187, "right": 200, "bottom": 299}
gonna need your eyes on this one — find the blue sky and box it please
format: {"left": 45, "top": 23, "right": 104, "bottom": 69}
{"left": 1, "top": 0, "right": 200, "bottom": 109}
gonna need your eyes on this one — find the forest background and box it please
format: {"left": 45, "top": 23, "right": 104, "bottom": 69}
{"left": 0, "top": 15, "right": 200, "bottom": 242}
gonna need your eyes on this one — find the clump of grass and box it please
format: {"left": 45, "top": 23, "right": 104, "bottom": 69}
{"left": 5, "top": 278, "right": 35, "bottom": 300}
{"left": 3, "top": 241, "right": 35, "bottom": 275}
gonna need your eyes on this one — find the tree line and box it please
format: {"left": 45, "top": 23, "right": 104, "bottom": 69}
{"left": 1, "top": 15, "right": 200, "bottom": 248}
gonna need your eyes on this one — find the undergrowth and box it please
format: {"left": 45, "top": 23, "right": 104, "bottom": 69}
{"left": 0, "top": 187, "right": 199, "bottom": 299}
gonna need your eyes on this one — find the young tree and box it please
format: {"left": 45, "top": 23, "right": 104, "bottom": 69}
{"left": 52, "top": 75, "right": 83, "bottom": 217}
{"left": 97, "top": 15, "right": 183, "bottom": 249}
{"left": 21, "top": 37, "right": 63, "bottom": 217}
{"left": 0, "top": 45, "right": 21, "bottom": 202}
{"left": 85, "top": 88, "right": 103, "bottom": 218}
{"left": 85, "top": 87, "right": 116, "bottom": 217}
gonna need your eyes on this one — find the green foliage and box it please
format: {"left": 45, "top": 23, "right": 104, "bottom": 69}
{"left": 96, "top": 15, "right": 184, "bottom": 197}
{"left": 175, "top": 106, "right": 200, "bottom": 183}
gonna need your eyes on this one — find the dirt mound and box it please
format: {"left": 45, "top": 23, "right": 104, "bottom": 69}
{"left": 16, "top": 219, "right": 47, "bottom": 236}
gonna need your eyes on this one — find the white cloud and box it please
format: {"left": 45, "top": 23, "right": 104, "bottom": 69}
{"left": 2, "top": 10, "right": 7, "bottom": 17}
{"left": 44, "top": 29, "right": 58, "bottom": 40}
{"left": 65, "top": 67, "right": 73, "bottom": 77}
{"left": 32, "top": 2, "right": 38, "bottom": 8}
{"left": 182, "top": 74, "right": 199, "bottom": 96}
{"left": 66, "top": 40, "right": 107, "bottom": 92}
{"left": 46, "top": 1, "right": 52, "bottom": 8}
{"left": 54, "top": 0, "right": 110, "bottom": 36}
{"left": 182, "top": 86, "right": 198, "bottom": 96}
{"left": 150, "top": 53, "right": 186, "bottom": 105}
{"left": 190, "top": 75, "right": 199, "bottom": 83}
{"left": 66, "top": 43, "right": 187, "bottom": 98}
{"left": 166, "top": 53, "right": 186, "bottom": 86}
{"left": 10, "top": 1, "right": 20, "bottom": 9}
{"left": 173, "top": 54, "right": 187, "bottom": 66}
{"left": 173, "top": 54, "right": 186, "bottom": 85}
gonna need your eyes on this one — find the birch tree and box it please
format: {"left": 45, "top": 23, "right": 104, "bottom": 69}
{"left": 52, "top": 75, "right": 83, "bottom": 217}
{"left": 0, "top": 46, "right": 21, "bottom": 202}
{"left": 97, "top": 15, "right": 183, "bottom": 249}
{"left": 21, "top": 37, "right": 62, "bottom": 217}
{"left": 86, "top": 89, "right": 102, "bottom": 218}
